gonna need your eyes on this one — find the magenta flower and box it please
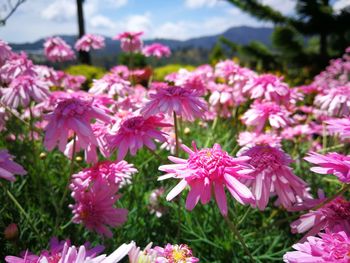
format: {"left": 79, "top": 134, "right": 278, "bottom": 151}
{"left": 159, "top": 142, "right": 254, "bottom": 216}
{"left": 1, "top": 75, "right": 50, "bottom": 109}
{"left": 61, "top": 74, "right": 86, "bottom": 91}
{"left": 0, "top": 149, "right": 26, "bottom": 181}
{"left": 326, "top": 117, "right": 350, "bottom": 140}
{"left": 113, "top": 31, "right": 143, "bottom": 53}
{"left": 241, "top": 101, "right": 293, "bottom": 132}
{"left": 154, "top": 244, "right": 199, "bottom": 263}
{"left": 315, "top": 85, "right": 350, "bottom": 116}
{"left": 75, "top": 34, "right": 105, "bottom": 52}
{"left": 70, "top": 177, "right": 128, "bottom": 238}
{"left": 238, "top": 131, "right": 281, "bottom": 148}
{"left": 240, "top": 145, "right": 308, "bottom": 210}
{"left": 141, "top": 85, "right": 207, "bottom": 121}
{"left": 0, "top": 40, "right": 12, "bottom": 66}
{"left": 44, "top": 96, "right": 112, "bottom": 152}
{"left": 89, "top": 73, "right": 131, "bottom": 98}
{"left": 284, "top": 231, "right": 350, "bottom": 263}
{"left": 290, "top": 197, "right": 350, "bottom": 240}
{"left": 243, "top": 74, "right": 291, "bottom": 104}
{"left": 108, "top": 114, "right": 171, "bottom": 160}
{"left": 142, "top": 43, "right": 171, "bottom": 58}
{"left": 44, "top": 37, "right": 75, "bottom": 62}
{"left": 305, "top": 152, "right": 350, "bottom": 183}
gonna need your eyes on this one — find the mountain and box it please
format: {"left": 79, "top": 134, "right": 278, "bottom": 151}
{"left": 10, "top": 26, "right": 274, "bottom": 54}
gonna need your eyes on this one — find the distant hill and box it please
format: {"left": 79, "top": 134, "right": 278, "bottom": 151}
{"left": 10, "top": 26, "right": 274, "bottom": 54}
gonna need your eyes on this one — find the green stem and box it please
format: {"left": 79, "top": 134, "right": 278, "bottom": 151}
{"left": 146, "top": 147, "right": 165, "bottom": 163}
{"left": 173, "top": 111, "right": 180, "bottom": 156}
{"left": 224, "top": 215, "right": 254, "bottom": 263}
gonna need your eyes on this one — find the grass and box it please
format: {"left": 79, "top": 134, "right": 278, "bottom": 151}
{"left": 0, "top": 111, "right": 344, "bottom": 262}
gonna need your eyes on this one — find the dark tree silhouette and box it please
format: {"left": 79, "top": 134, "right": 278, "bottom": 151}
{"left": 0, "top": 0, "right": 27, "bottom": 26}
{"left": 76, "top": 0, "right": 91, "bottom": 65}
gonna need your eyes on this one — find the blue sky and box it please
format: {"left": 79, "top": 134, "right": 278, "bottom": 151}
{"left": 0, "top": 0, "right": 347, "bottom": 43}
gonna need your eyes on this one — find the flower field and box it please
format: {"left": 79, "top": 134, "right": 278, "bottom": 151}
{"left": 1, "top": 31, "right": 350, "bottom": 263}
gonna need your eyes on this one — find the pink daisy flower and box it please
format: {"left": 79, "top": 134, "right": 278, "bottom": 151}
{"left": 159, "top": 142, "right": 254, "bottom": 216}
{"left": 89, "top": 73, "right": 131, "bottom": 98}
{"left": 107, "top": 114, "right": 171, "bottom": 160}
{"left": 326, "top": 117, "right": 350, "bottom": 140}
{"left": 243, "top": 74, "right": 291, "bottom": 104}
{"left": 241, "top": 101, "right": 293, "bottom": 132}
{"left": 44, "top": 96, "right": 112, "bottom": 152}
{"left": 315, "top": 85, "right": 350, "bottom": 116}
{"left": 142, "top": 43, "right": 171, "bottom": 58}
{"left": 154, "top": 244, "right": 199, "bottom": 263}
{"left": 113, "top": 31, "right": 143, "bottom": 53}
{"left": 304, "top": 152, "right": 350, "bottom": 183}
{"left": 240, "top": 145, "right": 308, "bottom": 210}
{"left": 70, "top": 177, "right": 128, "bottom": 238}
{"left": 1, "top": 75, "right": 50, "bottom": 109}
{"left": 44, "top": 37, "right": 75, "bottom": 62}
{"left": 61, "top": 74, "right": 86, "bottom": 91}
{"left": 238, "top": 131, "right": 282, "bottom": 148}
{"left": 283, "top": 231, "right": 350, "bottom": 263}
{"left": 0, "top": 149, "right": 26, "bottom": 181}
{"left": 290, "top": 197, "right": 350, "bottom": 239}
{"left": 141, "top": 85, "right": 207, "bottom": 121}
{"left": 75, "top": 34, "right": 105, "bottom": 52}
{"left": 0, "top": 40, "right": 12, "bottom": 66}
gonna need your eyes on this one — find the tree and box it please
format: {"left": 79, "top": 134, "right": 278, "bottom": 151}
{"left": 76, "top": 0, "right": 91, "bottom": 65}
{"left": 0, "top": 0, "right": 27, "bottom": 26}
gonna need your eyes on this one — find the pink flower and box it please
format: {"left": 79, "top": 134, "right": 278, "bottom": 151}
{"left": 238, "top": 131, "right": 281, "bottom": 148}
{"left": 114, "top": 31, "right": 143, "bottom": 53}
{"left": 290, "top": 197, "right": 350, "bottom": 239}
{"left": 243, "top": 74, "right": 291, "bottom": 104}
{"left": 75, "top": 34, "right": 105, "bottom": 52}
{"left": 0, "top": 149, "right": 26, "bottom": 181}
{"left": 89, "top": 73, "right": 131, "bottom": 98}
{"left": 240, "top": 145, "right": 308, "bottom": 210}
{"left": 283, "top": 231, "right": 350, "bottom": 263}
{"left": 44, "top": 37, "right": 75, "bottom": 62}
{"left": 0, "top": 40, "right": 12, "bottom": 66}
{"left": 107, "top": 114, "right": 171, "bottom": 160}
{"left": 70, "top": 177, "right": 128, "bottom": 238}
{"left": 304, "top": 152, "right": 350, "bottom": 183}
{"left": 141, "top": 85, "right": 207, "bottom": 121}
{"left": 0, "top": 53, "right": 36, "bottom": 84}
{"left": 159, "top": 142, "right": 254, "bottom": 216}
{"left": 326, "top": 117, "right": 350, "bottom": 140}
{"left": 1, "top": 75, "right": 50, "bottom": 109}
{"left": 142, "top": 43, "right": 171, "bottom": 58}
{"left": 241, "top": 102, "right": 293, "bottom": 132}
{"left": 61, "top": 74, "right": 86, "bottom": 91}
{"left": 154, "top": 244, "right": 199, "bottom": 263}
{"left": 44, "top": 96, "right": 112, "bottom": 152}
{"left": 315, "top": 85, "right": 350, "bottom": 116}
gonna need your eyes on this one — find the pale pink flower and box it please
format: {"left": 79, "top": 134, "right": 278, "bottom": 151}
{"left": 0, "top": 40, "right": 12, "bottom": 66}
{"left": 304, "top": 152, "right": 350, "bottom": 183}
{"left": 149, "top": 187, "right": 167, "bottom": 217}
{"left": 44, "top": 96, "right": 112, "bottom": 152}
{"left": 44, "top": 37, "right": 75, "bottom": 62}
{"left": 61, "top": 74, "right": 86, "bottom": 91}
{"left": 107, "top": 114, "right": 171, "bottom": 160}
{"left": 142, "top": 43, "right": 171, "bottom": 58}
{"left": 70, "top": 178, "right": 127, "bottom": 238}
{"left": 240, "top": 145, "right": 308, "bottom": 210}
{"left": 1, "top": 75, "right": 50, "bottom": 109}
{"left": 128, "top": 242, "right": 159, "bottom": 263}
{"left": 110, "top": 65, "right": 130, "bottom": 79}
{"left": 159, "top": 142, "right": 254, "bottom": 216}
{"left": 141, "top": 85, "right": 207, "bottom": 121}
{"left": 290, "top": 197, "right": 350, "bottom": 240}
{"left": 154, "top": 244, "right": 199, "bottom": 263}
{"left": 208, "top": 83, "right": 234, "bottom": 114}
{"left": 315, "top": 85, "right": 350, "bottom": 116}
{"left": 0, "top": 52, "right": 36, "bottom": 84}
{"left": 75, "top": 34, "right": 105, "bottom": 52}
{"left": 174, "top": 69, "right": 208, "bottom": 96}
{"left": 238, "top": 131, "right": 281, "bottom": 148}
{"left": 326, "top": 117, "right": 350, "bottom": 140}
{"left": 160, "top": 127, "right": 181, "bottom": 155}
{"left": 283, "top": 231, "right": 350, "bottom": 263}
{"left": 241, "top": 102, "right": 293, "bottom": 132}
{"left": 0, "top": 149, "right": 26, "bottom": 181}
{"left": 89, "top": 73, "right": 131, "bottom": 98}
{"left": 114, "top": 31, "right": 143, "bottom": 53}
{"left": 243, "top": 74, "right": 290, "bottom": 104}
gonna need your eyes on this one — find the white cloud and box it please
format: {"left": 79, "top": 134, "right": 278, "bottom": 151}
{"left": 108, "top": 0, "right": 128, "bottom": 8}
{"left": 89, "top": 15, "right": 116, "bottom": 29}
{"left": 124, "top": 13, "right": 152, "bottom": 34}
{"left": 261, "top": 0, "right": 295, "bottom": 15}
{"left": 333, "top": 0, "right": 350, "bottom": 12}
{"left": 184, "top": 0, "right": 218, "bottom": 9}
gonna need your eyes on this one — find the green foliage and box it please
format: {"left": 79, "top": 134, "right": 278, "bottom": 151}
{"left": 153, "top": 64, "right": 196, "bottom": 81}
{"left": 209, "top": 42, "right": 226, "bottom": 64}
{"left": 118, "top": 53, "right": 147, "bottom": 69}
{"left": 65, "top": 64, "right": 106, "bottom": 88}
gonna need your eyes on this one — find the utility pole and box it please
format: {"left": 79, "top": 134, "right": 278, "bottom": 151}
{"left": 76, "top": 0, "right": 91, "bottom": 64}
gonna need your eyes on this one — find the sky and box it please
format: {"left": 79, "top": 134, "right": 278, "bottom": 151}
{"left": 0, "top": 0, "right": 348, "bottom": 43}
